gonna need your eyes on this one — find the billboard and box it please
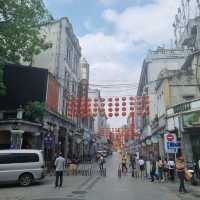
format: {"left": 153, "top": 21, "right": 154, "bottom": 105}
{"left": 0, "top": 64, "right": 48, "bottom": 110}
{"left": 46, "top": 74, "right": 60, "bottom": 112}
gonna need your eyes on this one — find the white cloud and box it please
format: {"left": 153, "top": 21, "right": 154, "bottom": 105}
{"left": 80, "top": 0, "right": 180, "bottom": 99}
{"left": 102, "top": 0, "right": 179, "bottom": 45}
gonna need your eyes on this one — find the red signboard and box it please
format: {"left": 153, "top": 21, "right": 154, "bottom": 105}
{"left": 47, "top": 74, "right": 59, "bottom": 112}
{"left": 166, "top": 133, "right": 174, "bottom": 141}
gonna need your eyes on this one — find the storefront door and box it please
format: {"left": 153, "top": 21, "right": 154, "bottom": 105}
{"left": 190, "top": 135, "right": 200, "bottom": 162}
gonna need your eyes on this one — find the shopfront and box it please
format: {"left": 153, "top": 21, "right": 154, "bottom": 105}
{"left": 182, "top": 110, "right": 200, "bottom": 162}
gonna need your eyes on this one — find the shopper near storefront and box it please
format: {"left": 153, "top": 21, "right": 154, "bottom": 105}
{"left": 138, "top": 156, "right": 145, "bottom": 179}
{"left": 176, "top": 156, "right": 188, "bottom": 193}
{"left": 54, "top": 152, "right": 66, "bottom": 188}
{"left": 163, "top": 158, "right": 169, "bottom": 182}
{"left": 167, "top": 157, "right": 175, "bottom": 181}
{"left": 158, "top": 156, "right": 164, "bottom": 182}
{"left": 150, "top": 159, "right": 158, "bottom": 182}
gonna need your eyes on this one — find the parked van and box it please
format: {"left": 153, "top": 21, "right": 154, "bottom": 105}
{"left": 0, "top": 149, "right": 45, "bottom": 186}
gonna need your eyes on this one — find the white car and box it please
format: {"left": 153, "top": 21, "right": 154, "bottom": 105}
{"left": 0, "top": 149, "right": 45, "bottom": 186}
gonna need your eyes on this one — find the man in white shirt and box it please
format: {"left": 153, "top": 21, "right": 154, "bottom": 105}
{"left": 138, "top": 157, "right": 145, "bottom": 178}
{"left": 54, "top": 152, "right": 65, "bottom": 188}
{"left": 168, "top": 158, "right": 175, "bottom": 181}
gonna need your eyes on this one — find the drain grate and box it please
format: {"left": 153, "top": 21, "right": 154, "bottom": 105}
{"left": 72, "top": 191, "right": 87, "bottom": 195}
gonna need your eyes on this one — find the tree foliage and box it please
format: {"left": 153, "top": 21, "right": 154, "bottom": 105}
{"left": 24, "top": 101, "right": 46, "bottom": 122}
{"left": 0, "top": 62, "right": 6, "bottom": 96}
{"left": 0, "top": 0, "right": 53, "bottom": 63}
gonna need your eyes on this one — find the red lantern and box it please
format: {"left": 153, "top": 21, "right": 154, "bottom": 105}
{"left": 94, "top": 98, "right": 98, "bottom": 102}
{"left": 122, "top": 107, "right": 126, "bottom": 111}
{"left": 122, "top": 102, "right": 126, "bottom": 106}
{"left": 108, "top": 103, "right": 113, "bottom": 107}
{"left": 115, "top": 97, "right": 119, "bottom": 101}
{"left": 108, "top": 97, "right": 113, "bottom": 102}
{"left": 129, "top": 96, "right": 134, "bottom": 101}
{"left": 88, "top": 97, "right": 92, "bottom": 101}
{"left": 88, "top": 103, "right": 91, "bottom": 107}
{"left": 108, "top": 113, "right": 113, "bottom": 117}
{"left": 115, "top": 102, "right": 119, "bottom": 107}
{"left": 94, "top": 103, "right": 98, "bottom": 107}
{"left": 130, "top": 107, "right": 134, "bottom": 111}
{"left": 122, "top": 112, "right": 126, "bottom": 116}
{"left": 122, "top": 97, "right": 126, "bottom": 101}
{"left": 115, "top": 107, "right": 119, "bottom": 112}
{"left": 100, "top": 98, "right": 105, "bottom": 102}
{"left": 130, "top": 101, "right": 134, "bottom": 106}
{"left": 108, "top": 108, "right": 113, "bottom": 112}
{"left": 115, "top": 113, "right": 119, "bottom": 117}
{"left": 100, "top": 103, "right": 105, "bottom": 107}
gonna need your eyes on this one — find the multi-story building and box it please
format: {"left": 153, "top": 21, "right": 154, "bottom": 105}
{"left": 137, "top": 15, "right": 200, "bottom": 160}
{"left": 0, "top": 64, "right": 75, "bottom": 160}
{"left": 79, "top": 58, "right": 93, "bottom": 130}
{"left": 137, "top": 47, "right": 190, "bottom": 136}
{"left": 136, "top": 47, "right": 190, "bottom": 159}
{"left": 29, "top": 17, "right": 81, "bottom": 116}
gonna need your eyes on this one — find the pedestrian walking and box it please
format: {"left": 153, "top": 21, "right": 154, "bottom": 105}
{"left": 98, "top": 155, "right": 104, "bottom": 176}
{"left": 138, "top": 156, "right": 145, "bottom": 179}
{"left": 150, "top": 159, "right": 157, "bottom": 182}
{"left": 121, "top": 154, "right": 128, "bottom": 173}
{"left": 176, "top": 156, "right": 188, "bottom": 193}
{"left": 54, "top": 152, "right": 66, "bottom": 188}
{"left": 163, "top": 158, "right": 169, "bottom": 182}
{"left": 158, "top": 156, "right": 164, "bottom": 182}
{"left": 167, "top": 157, "right": 175, "bottom": 181}
{"left": 130, "top": 154, "right": 136, "bottom": 177}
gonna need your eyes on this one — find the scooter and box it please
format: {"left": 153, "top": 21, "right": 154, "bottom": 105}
{"left": 186, "top": 161, "right": 198, "bottom": 186}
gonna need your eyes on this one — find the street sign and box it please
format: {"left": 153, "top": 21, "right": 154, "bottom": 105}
{"left": 167, "top": 142, "right": 181, "bottom": 149}
{"left": 166, "top": 133, "right": 174, "bottom": 141}
{"left": 164, "top": 133, "right": 177, "bottom": 153}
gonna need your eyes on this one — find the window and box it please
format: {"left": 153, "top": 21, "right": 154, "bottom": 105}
{"left": 0, "top": 153, "right": 39, "bottom": 164}
{"left": 182, "top": 95, "right": 194, "bottom": 101}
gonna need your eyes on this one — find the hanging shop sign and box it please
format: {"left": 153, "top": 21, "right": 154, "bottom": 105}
{"left": 164, "top": 132, "right": 179, "bottom": 153}
{"left": 146, "top": 139, "right": 152, "bottom": 145}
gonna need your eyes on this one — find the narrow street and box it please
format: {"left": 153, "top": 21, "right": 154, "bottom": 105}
{"left": 1, "top": 153, "right": 200, "bottom": 200}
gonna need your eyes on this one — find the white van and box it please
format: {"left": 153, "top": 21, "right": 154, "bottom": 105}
{"left": 0, "top": 149, "right": 45, "bottom": 186}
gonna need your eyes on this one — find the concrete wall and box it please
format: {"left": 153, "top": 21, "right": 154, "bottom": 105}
{"left": 29, "top": 18, "right": 81, "bottom": 116}
{"left": 147, "top": 52, "right": 188, "bottom": 122}
{"left": 170, "top": 71, "right": 200, "bottom": 106}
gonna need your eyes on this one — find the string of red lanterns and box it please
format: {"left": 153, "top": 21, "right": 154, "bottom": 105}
{"left": 67, "top": 96, "right": 150, "bottom": 118}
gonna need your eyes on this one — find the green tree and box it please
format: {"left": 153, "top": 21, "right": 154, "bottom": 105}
{"left": 24, "top": 101, "right": 46, "bottom": 122}
{"left": 0, "top": 0, "right": 52, "bottom": 63}
{"left": 0, "top": 0, "right": 53, "bottom": 95}
{"left": 0, "top": 62, "right": 6, "bottom": 96}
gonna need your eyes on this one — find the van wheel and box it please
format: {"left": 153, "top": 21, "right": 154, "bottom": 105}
{"left": 19, "top": 173, "right": 33, "bottom": 186}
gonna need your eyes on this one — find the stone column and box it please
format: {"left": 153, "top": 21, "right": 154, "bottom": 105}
{"left": 10, "top": 130, "right": 24, "bottom": 149}
{"left": 182, "top": 133, "right": 193, "bottom": 161}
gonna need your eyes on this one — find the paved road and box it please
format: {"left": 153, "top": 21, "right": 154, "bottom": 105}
{"left": 0, "top": 152, "right": 200, "bottom": 200}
